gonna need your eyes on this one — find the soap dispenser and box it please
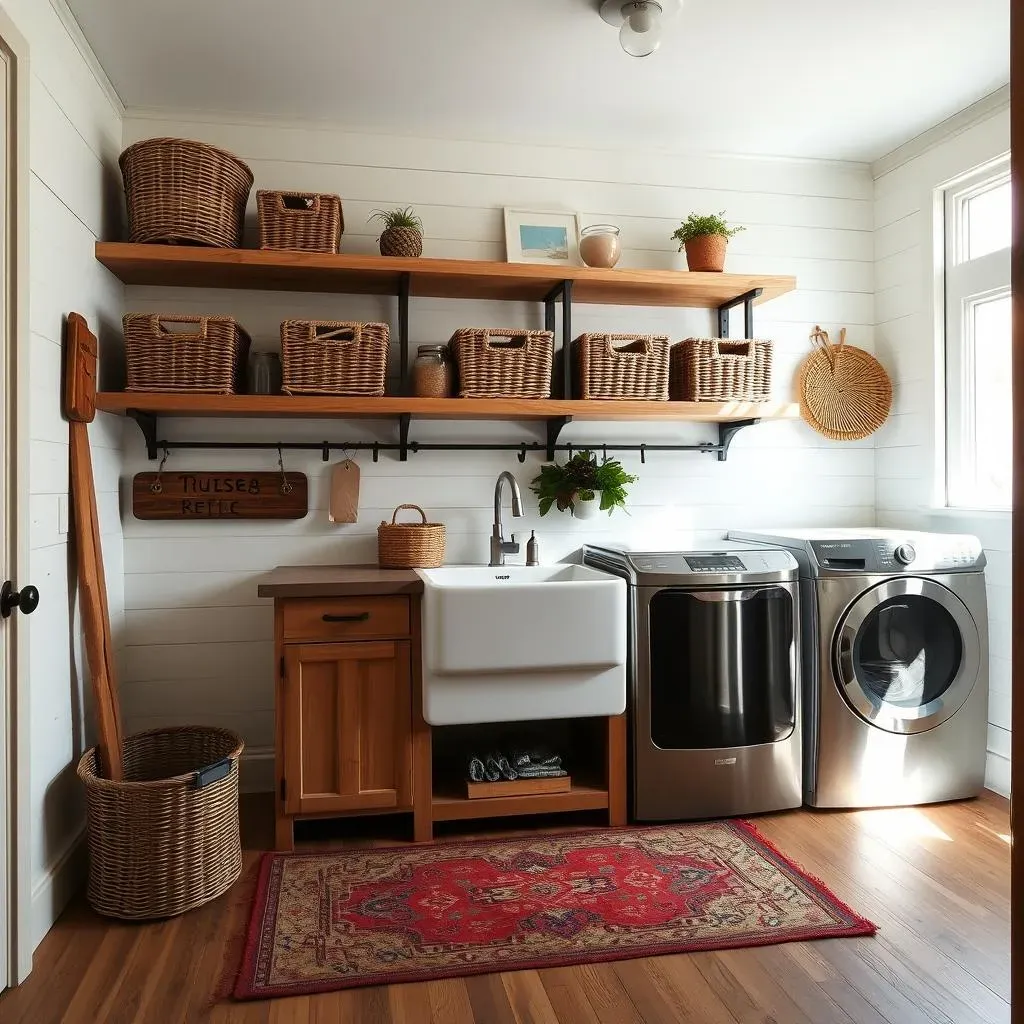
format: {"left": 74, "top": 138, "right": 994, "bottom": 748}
{"left": 526, "top": 531, "right": 539, "bottom": 566}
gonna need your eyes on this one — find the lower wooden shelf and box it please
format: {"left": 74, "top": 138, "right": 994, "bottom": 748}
{"left": 431, "top": 783, "right": 609, "bottom": 822}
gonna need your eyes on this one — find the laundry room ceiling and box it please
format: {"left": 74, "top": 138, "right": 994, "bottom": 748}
{"left": 65, "top": 0, "right": 1009, "bottom": 162}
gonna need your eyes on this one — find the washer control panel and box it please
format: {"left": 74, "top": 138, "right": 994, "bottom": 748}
{"left": 810, "top": 535, "right": 984, "bottom": 573}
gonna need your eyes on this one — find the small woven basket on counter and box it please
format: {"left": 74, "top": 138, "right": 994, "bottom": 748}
{"left": 77, "top": 725, "right": 244, "bottom": 920}
{"left": 257, "top": 190, "right": 343, "bottom": 252}
{"left": 574, "top": 333, "right": 670, "bottom": 400}
{"left": 449, "top": 328, "right": 554, "bottom": 399}
{"left": 119, "top": 137, "right": 253, "bottom": 248}
{"left": 670, "top": 337, "right": 773, "bottom": 402}
{"left": 124, "top": 313, "right": 251, "bottom": 394}
{"left": 281, "top": 320, "right": 389, "bottom": 396}
{"left": 378, "top": 504, "right": 446, "bottom": 568}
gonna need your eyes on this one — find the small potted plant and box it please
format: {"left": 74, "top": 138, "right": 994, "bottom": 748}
{"left": 370, "top": 207, "right": 424, "bottom": 257}
{"left": 671, "top": 212, "right": 744, "bottom": 273}
{"left": 531, "top": 450, "right": 637, "bottom": 520}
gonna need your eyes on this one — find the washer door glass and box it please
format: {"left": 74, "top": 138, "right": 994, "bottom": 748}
{"left": 834, "top": 578, "right": 980, "bottom": 735}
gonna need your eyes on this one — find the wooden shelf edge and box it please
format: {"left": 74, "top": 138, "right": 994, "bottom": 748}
{"left": 95, "top": 242, "right": 796, "bottom": 308}
{"left": 431, "top": 784, "right": 609, "bottom": 822}
{"left": 93, "top": 392, "right": 800, "bottom": 424}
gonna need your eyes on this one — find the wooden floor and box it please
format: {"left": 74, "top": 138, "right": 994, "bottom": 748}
{"left": 0, "top": 791, "right": 1010, "bottom": 1024}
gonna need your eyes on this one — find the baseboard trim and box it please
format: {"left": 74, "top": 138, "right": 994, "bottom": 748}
{"left": 30, "top": 830, "right": 87, "bottom": 951}
{"left": 241, "top": 747, "right": 275, "bottom": 793}
{"left": 985, "top": 751, "right": 1010, "bottom": 798}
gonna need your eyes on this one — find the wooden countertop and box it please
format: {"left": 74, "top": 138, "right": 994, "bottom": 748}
{"left": 258, "top": 565, "right": 424, "bottom": 598}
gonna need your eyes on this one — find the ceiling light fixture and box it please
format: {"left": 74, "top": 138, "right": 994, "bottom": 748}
{"left": 599, "top": 0, "right": 681, "bottom": 58}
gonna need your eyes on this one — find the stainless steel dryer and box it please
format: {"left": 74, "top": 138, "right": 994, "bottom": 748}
{"left": 582, "top": 543, "right": 802, "bottom": 821}
{"left": 729, "top": 529, "right": 989, "bottom": 808}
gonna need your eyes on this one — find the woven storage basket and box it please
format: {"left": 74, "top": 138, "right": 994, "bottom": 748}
{"left": 575, "top": 333, "right": 670, "bottom": 400}
{"left": 258, "top": 190, "right": 343, "bottom": 252}
{"left": 797, "top": 327, "right": 892, "bottom": 440}
{"left": 281, "top": 320, "right": 389, "bottom": 396}
{"left": 449, "top": 328, "right": 554, "bottom": 399}
{"left": 670, "top": 337, "right": 773, "bottom": 402}
{"left": 124, "top": 313, "right": 251, "bottom": 394}
{"left": 77, "top": 726, "right": 244, "bottom": 920}
{"left": 378, "top": 504, "right": 446, "bottom": 568}
{"left": 119, "top": 138, "right": 253, "bottom": 248}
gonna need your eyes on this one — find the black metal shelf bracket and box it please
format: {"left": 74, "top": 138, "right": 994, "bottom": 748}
{"left": 546, "top": 416, "right": 572, "bottom": 460}
{"left": 128, "top": 410, "right": 159, "bottom": 460}
{"left": 717, "top": 418, "right": 759, "bottom": 461}
{"left": 544, "top": 281, "right": 573, "bottom": 399}
{"left": 398, "top": 412, "right": 411, "bottom": 462}
{"left": 717, "top": 288, "right": 763, "bottom": 340}
{"left": 397, "top": 272, "right": 411, "bottom": 395}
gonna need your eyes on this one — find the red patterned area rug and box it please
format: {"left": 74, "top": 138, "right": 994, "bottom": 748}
{"left": 232, "top": 822, "right": 875, "bottom": 999}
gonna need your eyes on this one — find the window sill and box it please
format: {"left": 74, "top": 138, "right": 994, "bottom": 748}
{"left": 928, "top": 506, "right": 1010, "bottom": 520}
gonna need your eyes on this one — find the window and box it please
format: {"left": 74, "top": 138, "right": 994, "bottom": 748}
{"left": 944, "top": 160, "right": 1012, "bottom": 510}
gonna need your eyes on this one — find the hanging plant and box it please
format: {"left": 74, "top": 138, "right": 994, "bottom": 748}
{"left": 530, "top": 450, "right": 637, "bottom": 518}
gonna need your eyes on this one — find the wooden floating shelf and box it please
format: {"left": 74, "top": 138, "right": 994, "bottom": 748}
{"left": 431, "top": 783, "right": 609, "bottom": 822}
{"left": 95, "top": 242, "right": 796, "bottom": 308}
{"left": 93, "top": 392, "right": 800, "bottom": 424}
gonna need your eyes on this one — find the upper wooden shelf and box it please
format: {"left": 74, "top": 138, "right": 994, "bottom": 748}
{"left": 93, "top": 393, "right": 800, "bottom": 424}
{"left": 95, "top": 243, "right": 796, "bottom": 308}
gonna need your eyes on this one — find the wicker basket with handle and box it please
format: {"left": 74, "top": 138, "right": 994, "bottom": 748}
{"left": 281, "top": 320, "right": 390, "bottom": 396}
{"left": 77, "top": 725, "right": 244, "bottom": 920}
{"left": 574, "top": 333, "right": 670, "bottom": 400}
{"left": 378, "top": 504, "right": 446, "bottom": 568}
{"left": 124, "top": 313, "right": 251, "bottom": 394}
{"left": 257, "top": 190, "right": 343, "bottom": 252}
{"left": 119, "top": 137, "right": 253, "bottom": 248}
{"left": 449, "top": 328, "right": 554, "bottom": 399}
{"left": 670, "top": 337, "right": 773, "bottom": 402}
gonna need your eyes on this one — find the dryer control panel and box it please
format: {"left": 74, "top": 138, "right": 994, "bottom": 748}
{"left": 809, "top": 535, "right": 984, "bottom": 574}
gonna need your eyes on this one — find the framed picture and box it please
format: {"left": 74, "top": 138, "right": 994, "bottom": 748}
{"left": 504, "top": 209, "right": 581, "bottom": 265}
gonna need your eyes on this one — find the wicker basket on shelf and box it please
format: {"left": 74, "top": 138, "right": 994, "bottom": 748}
{"left": 449, "top": 328, "right": 553, "bottom": 399}
{"left": 77, "top": 726, "right": 244, "bottom": 920}
{"left": 670, "top": 337, "right": 773, "bottom": 402}
{"left": 257, "top": 190, "right": 343, "bottom": 253}
{"left": 124, "top": 313, "right": 250, "bottom": 394}
{"left": 119, "top": 138, "right": 253, "bottom": 248}
{"left": 280, "top": 320, "right": 390, "bottom": 396}
{"left": 574, "top": 333, "right": 670, "bottom": 400}
{"left": 378, "top": 505, "right": 446, "bottom": 568}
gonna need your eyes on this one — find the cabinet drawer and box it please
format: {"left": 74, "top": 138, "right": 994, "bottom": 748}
{"left": 282, "top": 596, "right": 410, "bottom": 641}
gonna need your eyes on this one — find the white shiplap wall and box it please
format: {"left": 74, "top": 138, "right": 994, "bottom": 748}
{"left": 872, "top": 96, "right": 1011, "bottom": 795}
{"left": 119, "top": 113, "right": 875, "bottom": 789}
{"left": 9, "top": 0, "right": 124, "bottom": 948}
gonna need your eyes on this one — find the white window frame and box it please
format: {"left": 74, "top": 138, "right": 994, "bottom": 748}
{"left": 943, "top": 158, "right": 1011, "bottom": 511}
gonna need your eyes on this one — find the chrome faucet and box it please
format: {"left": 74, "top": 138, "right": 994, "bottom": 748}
{"left": 490, "top": 471, "right": 524, "bottom": 566}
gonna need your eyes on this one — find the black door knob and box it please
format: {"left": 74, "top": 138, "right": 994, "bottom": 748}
{"left": 1, "top": 581, "right": 39, "bottom": 618}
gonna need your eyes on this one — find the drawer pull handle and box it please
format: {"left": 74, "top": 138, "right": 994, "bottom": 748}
{"left": 322, "top": 612, "right": 371, "bottom": 623}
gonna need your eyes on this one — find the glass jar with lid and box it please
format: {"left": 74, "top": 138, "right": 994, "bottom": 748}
{"left": 579, "top": 224, "right": 622, "bottom": 269}
{"left": 412, "top": 345, "right": 452, "bottom": 398}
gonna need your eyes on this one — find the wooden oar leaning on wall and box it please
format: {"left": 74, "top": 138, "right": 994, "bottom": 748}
{"left": 65, "top": 312, "right": 124, "bottom": 780}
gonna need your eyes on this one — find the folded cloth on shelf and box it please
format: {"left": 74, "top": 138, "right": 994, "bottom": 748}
{"left": 513, "top": 750, "right": 563, "bottom": 770}
{"left": 468, "top": 756, "right": 486, "bottom": 783}
{"left": 516, "top": 765, "right": 568, "bottom": 779}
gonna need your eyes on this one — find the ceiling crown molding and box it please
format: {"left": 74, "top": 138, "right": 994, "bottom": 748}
{"left": 48, "top": 0, "right": 124, "bottom": 118}
{"left": 871, "top": 85, "right": 1009, "bottom": 179}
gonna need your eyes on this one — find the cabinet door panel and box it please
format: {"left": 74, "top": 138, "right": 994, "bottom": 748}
{"left": 283, "top": 640, "right": 412, "bottom": 815}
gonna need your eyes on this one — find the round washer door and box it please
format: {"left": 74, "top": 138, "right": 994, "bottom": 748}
{"left": 833, "top": 577, "right": 981, "bottom": 735}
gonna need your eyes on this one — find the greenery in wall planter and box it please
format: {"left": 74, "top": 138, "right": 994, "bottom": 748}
{"left": 671, "top": 211, "right": 744, "bottom": 273}
{"left": 370, "top": 207, "right": 424, "bottom": 258}
{"left": 531, "top": 450, "right": 637, "bottom": 519}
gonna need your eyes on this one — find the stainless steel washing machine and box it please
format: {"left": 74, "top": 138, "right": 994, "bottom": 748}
{"left": 730, "top": 529, "right": 989, "bottom": 808}
{"left": 583, "top": 543, "right": 802, "bottom": 821}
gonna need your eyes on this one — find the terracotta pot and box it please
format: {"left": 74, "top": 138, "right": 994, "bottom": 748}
{"left": 683, "top": 234, "right": 728, "bottom": 272}
{"left": 380, "top": 226, "right": 423, "bottom": 258}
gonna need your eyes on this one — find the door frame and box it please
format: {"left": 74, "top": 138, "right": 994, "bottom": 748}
{"left": 0, "top": 2, "right": 30, "bottom": 988}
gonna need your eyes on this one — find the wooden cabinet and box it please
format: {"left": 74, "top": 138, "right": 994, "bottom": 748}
{"left": 274, "top": 594, "right": 418, "bottom": 851}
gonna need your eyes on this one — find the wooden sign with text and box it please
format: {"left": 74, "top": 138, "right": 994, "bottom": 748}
{"left": 132, "top": 472, "right": 308, "bottom": 520}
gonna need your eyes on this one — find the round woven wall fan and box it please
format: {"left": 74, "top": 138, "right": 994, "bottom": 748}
{"left": 796, "top": 327, "right": 892, "bottom": 441}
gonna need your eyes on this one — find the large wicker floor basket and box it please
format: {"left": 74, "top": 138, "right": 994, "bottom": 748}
{"left": 77, "top": 726, "right": 244, "bottom": 920}
{"left": 449, "top": 328, "right": 553, "bottom": 399}
{"left": 281, "top": 320, "right": 390, "bottom": 395}
{"left": 120, "top": 138, "right": 254, "bottom": 248}
{"left": 670, "top": 338, "right": 773, "bottom": 401}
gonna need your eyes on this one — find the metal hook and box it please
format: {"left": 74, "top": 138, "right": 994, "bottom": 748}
{"left": 518, "top": 444, "right": 527, "bottom": 464}
{"left": 602, "top": 444, "right": 608, "bottom": 462}
{"left": 321, "top": 441, "right": 330, "bottom": 463}
{"left": 372, "top": 443, "right": 380, "bottom": 464}
{"left": 568, "top": 444, "right": 573, "bottom": 460}
{"left": 640, "top": 444, "right": 646, "bottom": 465}
{"left": 150, "top": 445, "right": 170, "bottom": 494}
{"left": 277, "top": 445, "right": 294, "bottom": 494}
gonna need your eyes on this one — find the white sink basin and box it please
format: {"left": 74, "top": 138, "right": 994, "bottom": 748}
{"left": 418, "top": 564, "right": 627, "bottom": 725}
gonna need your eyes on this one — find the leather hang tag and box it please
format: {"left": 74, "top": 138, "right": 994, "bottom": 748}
{"left": 328, "top": 459, "right": 360, "bottom": 523}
